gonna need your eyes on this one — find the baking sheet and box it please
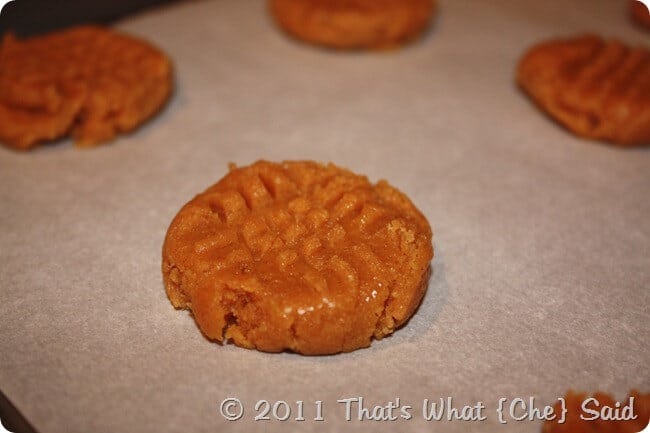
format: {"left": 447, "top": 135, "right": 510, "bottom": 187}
{"left": 0, "top": 0, "right": 648, "bottom": 432}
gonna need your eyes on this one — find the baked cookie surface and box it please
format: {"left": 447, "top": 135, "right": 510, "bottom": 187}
{"left": 162, "top": 160, "right": 433, "bottom": 355}
{"left": 542, "top": 390, "right": 649, "bottom": 433}
{"left": 0, "top": 25, "right": 173, "bottom": 150}
{"left": 269, "top": 0, "right": 436, "bottom": 49}
{"left": 516, "top": 34, "right": 650, "bottom": 146}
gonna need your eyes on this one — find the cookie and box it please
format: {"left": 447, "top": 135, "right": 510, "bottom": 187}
{"left": 630, "top": 0, "right": 650, "bottom": 29}
{"left": 269, "top": 0, "right": 436, "bottom": 50}
{"left": 0, "top": 25, "right": 173, "bottom": 150}
{"left": 516, "top": 34, "right": 650, "bottom": 146}
{"left": 162, "top": 160, "right": 433, "bottom": 355}
{"left": 542, "top": 390, "right": 650, "bottom": 433}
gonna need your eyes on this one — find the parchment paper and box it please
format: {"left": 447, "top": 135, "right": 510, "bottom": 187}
{"left": 0, "top": 0, "right": 648, "bottom": 432}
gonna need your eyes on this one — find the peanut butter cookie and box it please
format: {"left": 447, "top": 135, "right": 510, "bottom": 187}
{"left": 542, "top": 390, "right": 649, "bottom": 433}
{"left": 517, "top": 34, "right": 650, "bottom": 146}
{"left": 162, "top": 160, "right": 433, "bottom": 355}
{"left": 269, "top": 0, "right": 436, "bottom": 50}
{"left": 0, "top": 25, "right": 173, "bottom": 150}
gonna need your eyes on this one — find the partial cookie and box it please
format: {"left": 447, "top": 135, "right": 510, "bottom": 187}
{"left": 269, "top": 0, "right": 436, "bottom": 50}
{"left": 516, "top": 34, "right": 650, "bottom": 146}
{"left": 0, "top": 26, "right": 173, "bottom": 150}
{"left": 162, "top": 160, "right": 433, "bottom": 355}
{"left": 630, "top": 0, "right": 650, "bottom": 29}
{"left": 542, "top": 390, "right": 649, "bottom": 433}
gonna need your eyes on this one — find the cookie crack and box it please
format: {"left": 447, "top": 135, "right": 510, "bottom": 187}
{"left": 221, "top": 311, "right": 238, "bottom": 342}
{"left": 164, "top": 263, "right": 190, "bottom": 309}
{"left": 373, "top": 279, "right": 396, "bottom": 339}
{"left": 288, "top": 319, "right": 299, "bottom": 352}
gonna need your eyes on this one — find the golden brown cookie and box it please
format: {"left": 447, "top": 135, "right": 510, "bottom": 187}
{"left": 542, "top": 390, "right": 650, "bottom": 433}
{"left": 0, "top": 26, "right": 173, "bottom": 150}
{"left": 516, "top": 34, "right": 650, "bottom": 146}
{"left": 162, "top": 160, "right": 433, "bottom": 355}
{"left": 630, "top": 0, "right": 650, "bottom": 29}
{"left": 269, "top": 0, "right": 436, "bottom": 50}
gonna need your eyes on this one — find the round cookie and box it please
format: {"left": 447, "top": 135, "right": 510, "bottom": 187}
{"left": 0, "top": 25, "right": 173, "bottom": 150}
{"left": 162, "top": 160, "right": 433, "bottom": 355}
{"left": 517, "top": 34, "right": 650, "bottom": 146}
{"left": 542, "top": 390, "right": 650, "bottom": 433}
{"left": 630, "top": 0, "right": 650, "bottom": 29}
{"left": 269, "top": 0, "right": 436, "bottom": 50}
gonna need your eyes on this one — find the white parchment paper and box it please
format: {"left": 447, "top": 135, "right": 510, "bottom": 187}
{"left": 0, "top": 0, "right": 648, "bottom": 432}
